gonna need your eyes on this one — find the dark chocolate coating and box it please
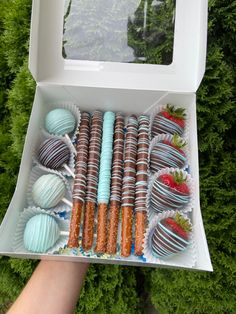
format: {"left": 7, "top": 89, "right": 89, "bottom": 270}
{"left": 134, "top": 115, "right": 150, "bottom": 256}
{"left": 150, "top": 140, "right": 186, "bottom": 173}
{"left": 151, "top": 177, "right": 190, "bottom": 213}
{"left": 73, "top": 112, "right": 90, "bottom": 202}
{"left": 135, "top": 115, "right": 150, "bottom": 212}
{"left": 121, "top": 115, "right": 138, "bottom": 257}
{"left": 82, "top": 111, "right": 103, "bottom": 251}
{"left": 110, "top": 113, "right": 125, "bottom": 203}
{"left": 38, "top": 138, "right": 70, "bottom": 169}
{"left": 121, "top": 115, "right": 138, "bottom": 207}
{"left": 85, "top": 110, "right": 103, "bottom": 203}
{"left": 151, "top": 218, "right": 189, "bottom": 258}
{"left": 152, "top": 113, "right": 184, "bottom": 137}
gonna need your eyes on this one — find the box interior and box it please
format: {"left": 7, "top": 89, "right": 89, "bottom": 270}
{"left": 0, "top": 0, "right": 212, "bottom": 272}
{"left": 0, "top": 84, "right": 212, "bottom": 271}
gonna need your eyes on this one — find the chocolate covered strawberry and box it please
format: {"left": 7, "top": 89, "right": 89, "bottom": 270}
{"left": 151, "top": 170, "right": 190, "bottom": 213}
{"left": 150, "top": 134, "right": 187, "bottom": 172}
{"left": 172, "top": 171, "right": 190, "bottom": 194}
{"left": 159, "top": 174, "right": 175, "bottom": 187}
{"left": 152, "top": 104, "right": 186, "bottom": 137}
{"left": 163, "top": 134, "right": 186, "bottom": 154}
{"left": 151, "top": 212, "right": 191, "bottom": 258}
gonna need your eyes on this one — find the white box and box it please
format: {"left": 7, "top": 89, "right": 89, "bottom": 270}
{"left": 0, "top": 0, "right": 212, "bottom": 271}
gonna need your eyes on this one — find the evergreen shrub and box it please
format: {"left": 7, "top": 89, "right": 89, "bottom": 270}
{"left": 0, "top": 0, "right": 235, "bottom": 313}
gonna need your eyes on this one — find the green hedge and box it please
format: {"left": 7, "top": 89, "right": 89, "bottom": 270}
{"left": 0, "top": 0, "right": 235, "bottom": 313}
{"left": 148, "top": 1, "right": 236, "bottom": 313}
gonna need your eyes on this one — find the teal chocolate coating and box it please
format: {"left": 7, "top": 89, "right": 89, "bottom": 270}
{"left": 97, "top": 111, "right": 115, "bottom": 204}
{"left": 45, "top": 108, "right": 76, "bottom": 136}
{"left": 32, "top": 174, "right": 66, "bottom": 208}
{"left": 23, "top": 214, "right": 60, "bottom": 253}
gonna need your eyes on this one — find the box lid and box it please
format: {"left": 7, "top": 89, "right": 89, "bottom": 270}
{"left": 29, "top": 0, "right": 208, "bottom": 92}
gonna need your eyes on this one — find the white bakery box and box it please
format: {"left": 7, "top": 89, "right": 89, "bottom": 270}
{"left": 0, "top": 0, "right": 213, "bottom": 271}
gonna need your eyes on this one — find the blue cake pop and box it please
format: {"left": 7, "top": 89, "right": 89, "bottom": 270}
{"left": 32, "top": 174, "right": 66, "bottom": 209}
{"left": 45, "top": 108, "right": 76, "bottom": 136}
{"left": 23, "top": 214, "right": 60, "bottom": 253}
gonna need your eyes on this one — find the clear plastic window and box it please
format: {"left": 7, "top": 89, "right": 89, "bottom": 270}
{"left": 63, "top": 0, "right": 175, "bottom": 65}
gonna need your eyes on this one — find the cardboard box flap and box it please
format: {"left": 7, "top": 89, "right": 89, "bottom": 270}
{"left": 29, "top": 0, "right": 208, "bottom": 92}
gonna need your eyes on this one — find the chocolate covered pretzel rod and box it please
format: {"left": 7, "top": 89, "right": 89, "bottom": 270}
{"left": 106, "top": 113, "right": 125, "bottom": 254}
{"left": 67, "top": 112, "right": 90, "bottom": 248}
{"left": 121, "top": 115, "right": 138, "bottom": 257}
{"left": 135, "top": 115, "right": 150, "bottom": 255}
{"left": 82, "top": 111, "right": 103, "bottom": 251}
{"left": 95, "top": 111, "right": 115, "bottom": 253}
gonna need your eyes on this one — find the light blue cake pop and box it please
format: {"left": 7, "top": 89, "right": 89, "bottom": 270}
{"left": 23, "top": 214, "right": 60, "bottom": 253}
{"left": 32, "top": 174, "right": 66, "bottom": 208}
{"left": 45, "top": 108, "right": 76, "bottom": 136}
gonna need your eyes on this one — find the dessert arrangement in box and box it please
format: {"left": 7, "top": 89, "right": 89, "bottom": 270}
{"left": 12, "top": 102, "right": 196, "bottom": 268}
{"left": 0, "top": 0, "right": 212, "bottom": 271}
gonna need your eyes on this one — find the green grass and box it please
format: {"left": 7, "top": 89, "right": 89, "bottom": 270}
{"left": 0, "top": 0, "right": 235, "bottom": 313}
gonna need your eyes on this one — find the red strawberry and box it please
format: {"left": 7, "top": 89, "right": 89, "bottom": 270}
{"left": 174, "top": 183, "right": 190, "bottom": 194}
{"left": 169, "top": 116, "right": 185, "bottom": 128}
{"left": 164, "top": 217, "right": 188, "bottom": 239}
{"left": 163, "top": 134, "right": 186, "bottom": 155}
{"left": 164, "top": 213, "right": 191, "bottom": 240}
{"left": 166, "top": 142, "right": 184, "bottom": 154}
{"left": 159, "top": 174, "right": 175, "bottom": 188}
{"left": 171, "top": 171, "right": 190, "bottom": 194}
{"left": 176, "top": 147, "right": 185, "bottom": 156}
{"left": 163, "top": 140, "right": 171, "bottom": 145}
{"left": 162, "top": 104, "right": 186, "bottom": 128}
{"left": 162, "top": 111, "right": 171, "bottom": 119}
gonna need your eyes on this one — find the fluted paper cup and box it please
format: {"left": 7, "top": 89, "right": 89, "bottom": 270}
{"left": 13, "top": 207, "right": 69, "bottom": 254}
{"left": 43, "top": 102, "right": 81, "bottom": 143}
{"left": 150, "top": 104, "right": 189, "bottom": 139}
{"left": 147, "top": 168, "right": 194, "bottom": 217}
{"left": 148, "top": 134, "right": 189, "bottom": 176}
{"left": 33, "top": 133, "right": 75, "bottom": 177}
{"left": 27, "top": 166, "right": 72, "bottom": 213}
{"left": 143, "top": 210, "right": 196, "bottom": 268}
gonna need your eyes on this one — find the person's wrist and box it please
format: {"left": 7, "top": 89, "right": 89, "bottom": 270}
{"left": 39, "top": 260, "right": 89, "bottom": 271}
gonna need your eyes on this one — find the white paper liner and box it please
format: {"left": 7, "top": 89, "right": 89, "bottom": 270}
{"left": 13, "top": 207, "right": 69, "bottom": 254}
{"left": 42, "top": 102, "right": 81, "bottom": 143}
{"left": 148, "top": 134, "right": 189, "bottom": 176}
{"left": 147, "top": 168, "right": 194, "bottom": 216}
{"left": 143, "top": 210, "right": 196, "bottom": 268}
{"left": 27, "top": 166, "right": 73, "bottom": 213}
{"left": 150, "top": 104, "right": 190, "bottom": 139}
{"left": 32, "top": 132, "right": 75, "bottom": 177}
